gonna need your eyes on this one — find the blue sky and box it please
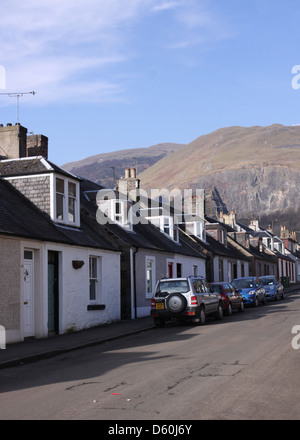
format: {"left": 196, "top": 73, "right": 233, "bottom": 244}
{"left": 0, "top": 0, "right": 300, "bottom": 165}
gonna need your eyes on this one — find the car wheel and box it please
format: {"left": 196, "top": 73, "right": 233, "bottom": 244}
{"left": 194, "top": 305, "right": 206, "bottom": 325}
{"left": 262, "top": 295, "right": 267, "bottom": 305}
{"left": 239, "top": 300, "right": 245, "bottom": 312}
{"left": 166, "top": 293, "right": 187, "bottom": 314}
{"left": 281, "top": 290, "right": 285, "bottom": 300}
{"left": 226, "top": 302, "right": 233, "bottom": 316}
{"left": 215, "top": 302, "right": 224, "bottom": 320}
{"left": 254, "top": 296, "right": 259, "bottom": 307}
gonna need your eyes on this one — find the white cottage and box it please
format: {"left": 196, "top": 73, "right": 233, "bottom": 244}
{"left": 0, "top": 158, "right": 121, "bottom": 344}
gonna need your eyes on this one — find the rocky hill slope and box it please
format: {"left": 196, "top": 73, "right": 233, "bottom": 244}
{"left": 138, "top": 124, "right": 300, "bottom": 232}
{"left": 62, "top": 124, "right": 300, "bottom": 234}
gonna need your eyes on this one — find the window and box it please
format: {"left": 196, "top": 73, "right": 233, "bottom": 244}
{"left": 163, "top": 217, "right": 171, "bottom": 235}
{"left": 111, "top": 199, "right": 132, "bottom": 229}
{"left": 159, "top": 216, "right": 179, "bottom": 242}
{"left": 56, "top": 178, "right": 65, "bottom": 220}
{"left": 146, "top": 257, "right": 156, "bottom": 298}
{"left": 89, "top": 256, "right": 101, "bottom": 302}
{"left": 54, "top": 176, "right": 79, "bottom": 226}
{"left": 68, "top": 182, "right": 76, "bottom": 222}
{"left": 113, "top": 201, "right": 123, "bottom": 224}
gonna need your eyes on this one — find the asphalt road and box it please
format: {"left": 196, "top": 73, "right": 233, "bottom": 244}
{"left": 0, "top": 291, "right": 300, "bottom": 420}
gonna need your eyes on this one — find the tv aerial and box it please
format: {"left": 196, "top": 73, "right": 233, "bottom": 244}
{"left": 0, "top": 91, "right": 36, "bottom": 123}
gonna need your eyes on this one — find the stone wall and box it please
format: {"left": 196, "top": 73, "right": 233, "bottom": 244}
{"left": 9, "top": 175, "right": 51, "bottom": 216}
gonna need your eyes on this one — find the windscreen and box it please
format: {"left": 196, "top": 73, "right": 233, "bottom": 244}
{"left": 155, "top": 280, "right": 189, "bottom": 297}
{"left": 260, "top": 277, "right": 274, "bottom": 286}
{"left": 232, "top": 278, "right": 254, "bottom": 289}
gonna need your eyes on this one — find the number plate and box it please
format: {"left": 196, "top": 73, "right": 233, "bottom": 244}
{"left": 155, "top": 302, "right": 164, "bottom": 310}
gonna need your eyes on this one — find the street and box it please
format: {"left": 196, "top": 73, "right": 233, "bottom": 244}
{"left": 0, "top": 291, "right": 300, "bottom": 420}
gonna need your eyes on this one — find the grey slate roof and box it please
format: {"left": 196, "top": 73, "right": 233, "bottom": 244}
{"left": 0, "top": 157, "right": 79, "bottom": 180}
{"left": 80, "top": 177, "right": 206, "bottom": 259}
{"left": 0, "top": 177, "right": 118, "bottom": 251}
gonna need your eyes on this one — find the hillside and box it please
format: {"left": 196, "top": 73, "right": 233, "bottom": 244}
{"left": 62, "top": 143, "right": 184, "bottom": 188}
{"left": 138, "top": 124, "right": 300, "bottom": 233}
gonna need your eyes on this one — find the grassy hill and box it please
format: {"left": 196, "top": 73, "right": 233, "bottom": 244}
{"left": 62, "top": 143, "right": 184, "bottom": 188}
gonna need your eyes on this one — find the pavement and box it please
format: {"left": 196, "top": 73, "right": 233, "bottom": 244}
{"left": 1, "top": 283, "right": 299, "bottom": 370}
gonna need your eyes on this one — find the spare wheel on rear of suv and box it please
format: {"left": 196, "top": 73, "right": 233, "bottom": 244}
{"left": 166, "top": 293, "right": 187, "bottom": 314}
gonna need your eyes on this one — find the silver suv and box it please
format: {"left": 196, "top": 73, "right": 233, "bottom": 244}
{"left": 151, "top": 276, "right": 223, "bottom": 327}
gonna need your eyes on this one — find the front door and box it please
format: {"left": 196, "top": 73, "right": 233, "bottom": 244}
{"left": 23, "top": 252, "right": 34, "bottom": 337}
{"left": 48, "top": 251, "right": 59, "bottom": 334}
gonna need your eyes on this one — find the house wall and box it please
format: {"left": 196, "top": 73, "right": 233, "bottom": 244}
{"left": 7, "top": 175, "right": 51, "bottom": 216}
{"left": 134, "top": 249, "right": 206, "bottom": 318}
{"left": 254, "top": 259, "right": 277, "bottom": 278}
{"left": 0, "top": 236, "right": 22, "bottom": 343}
{"left": 213, "top": 256, "right": 249, "bottom": 282}
{"left": 45, "top": 244, "right": 121, "bottom": 335}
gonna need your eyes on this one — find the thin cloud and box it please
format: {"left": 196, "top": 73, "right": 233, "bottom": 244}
{"left": 0, "top": 0, "right": 234, "bottom": 104}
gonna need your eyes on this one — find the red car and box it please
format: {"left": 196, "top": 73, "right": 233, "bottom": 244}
{"left": 209, "top": 282, "right": 245, "bottom": 315}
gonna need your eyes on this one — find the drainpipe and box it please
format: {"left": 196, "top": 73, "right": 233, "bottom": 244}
{"left": 133, "top": 247, "right": 139, "bottom": 319}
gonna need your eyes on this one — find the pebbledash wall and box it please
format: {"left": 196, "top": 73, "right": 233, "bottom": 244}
{"left": 0, "top": 237, "right": 21, "bottom": 343}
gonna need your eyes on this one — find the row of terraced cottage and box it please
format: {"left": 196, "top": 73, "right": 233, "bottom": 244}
{"left": 0, "top": 123, "right": 299, "bottom": 344}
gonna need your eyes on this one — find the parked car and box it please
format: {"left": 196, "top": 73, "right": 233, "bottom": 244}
{"left": 151, "top": 276, "right": 223, "bottom": 326}
{"left": 232, "top": 277, "right": 266, "bottom": 306}
{"left": 209, "top": 282, "right": 245, "bottom": 315}
{"left": 259, "top": 275, "right": 285, "bottom": 301}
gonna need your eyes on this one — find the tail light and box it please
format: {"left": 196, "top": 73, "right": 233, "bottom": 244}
{"left": 191, "top": 296, "right": 197, "bottom": 305}
{"left": 221, "top": 294, "right": 227, "bottom": 302}
{"left": 151, "top": 299, "right": 156, "bottom": 309}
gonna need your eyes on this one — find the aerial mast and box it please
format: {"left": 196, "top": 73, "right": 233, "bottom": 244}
{"left": 0, "top": 91, "right": 36, "bottom": 123}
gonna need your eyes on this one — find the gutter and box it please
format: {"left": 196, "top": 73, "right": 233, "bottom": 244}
{"left": 133, "top": 247, "right": 139, "bottom": 319}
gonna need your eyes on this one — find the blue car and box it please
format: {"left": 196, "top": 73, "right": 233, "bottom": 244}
{"left": 232, "top": 277, "right": 266, "bottom": 306}
{"left": 259, "top": 275, "right": 285, "bottom": 301}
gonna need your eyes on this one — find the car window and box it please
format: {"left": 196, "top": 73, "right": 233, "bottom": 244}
{"left": 260, "top": 277, "right": 274, "bottom": 286}
{"left": 232, "top": 279, "right": 254, "bottom": 289}
{"left": 193, "top": 280, "right": 208, "bottom": 293}
{"left": 202, "top": 280, "right": 211, "bottom": 293}
{"left": 210, "top": 285, "right": 221, "bottom": 294}
{"left": 156, "top": 280, "right": 189, "bottom": 297}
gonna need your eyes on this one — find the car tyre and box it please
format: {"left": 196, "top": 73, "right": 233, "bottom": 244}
{"left": 194, "top": 305, "right": 206, "bottom": 326}
{"left": 226, "top": 302, "right": 233, "bottom": 316}
{"left": 166, "top": 293, "right": 187, "bottom": 314}
{"left": 215, "top": 302, "right": 224, "bottom": 320}
{"left": 239, "top": 300, "right": 245, "bottom": 312}
{"left": 254, "top": 296, "right": 259, "bottom": 307}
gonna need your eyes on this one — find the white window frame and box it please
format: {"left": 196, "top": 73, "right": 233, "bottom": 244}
{"left": 51, "top": 174, "right": 80, "bottom": 227}
{"left": 146, "top": 256, "right": 156, "bottom": 299}
{"left": 159, "top": 216, "right": 179, "bottom": 242}
{"left": 89, "top": 256, "right": 102, "bottom": 303}
{"left": 111, "top": 199, "right": 133, "bottom": 230}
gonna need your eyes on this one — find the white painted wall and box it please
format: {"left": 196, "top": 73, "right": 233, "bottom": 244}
{"left": 45, "top": 244, "right": 121, "bottom": 335}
